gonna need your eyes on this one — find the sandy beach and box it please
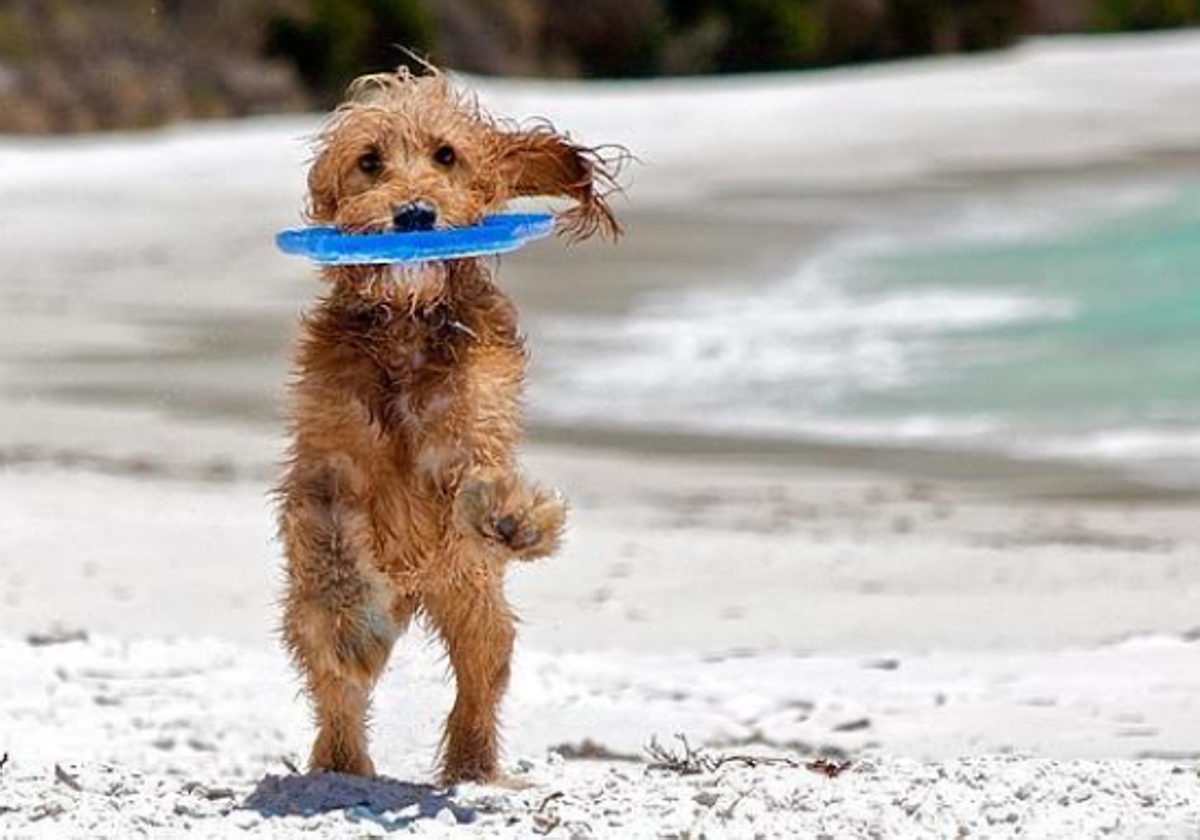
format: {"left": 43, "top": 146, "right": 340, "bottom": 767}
{"left": 1, "top": 459, "right": 1199, "bottom": 837}
{"left": 3, "top": 30, "right": 1200, "bottom": 838}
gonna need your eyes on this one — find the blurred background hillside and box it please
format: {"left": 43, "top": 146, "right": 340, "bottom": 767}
{"left": 1, "top": 0, "right": 1199, "bottom": 133}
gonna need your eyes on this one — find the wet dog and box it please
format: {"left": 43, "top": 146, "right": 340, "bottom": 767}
{"left": 277, "top": 67, "right": 620, "bottom": 784}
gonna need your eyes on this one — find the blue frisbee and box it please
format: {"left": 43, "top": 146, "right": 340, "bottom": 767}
{"left": 276, "top": 213, "right": 556, "bottom": 266}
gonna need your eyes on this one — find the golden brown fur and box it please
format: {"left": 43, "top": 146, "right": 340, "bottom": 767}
{"left": 277, "top": 67, "right": 621, "bottom": 784}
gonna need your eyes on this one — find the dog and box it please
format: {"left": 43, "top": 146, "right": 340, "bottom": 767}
{"left": 276, "top": 66, "right": 621, "bottom": 785}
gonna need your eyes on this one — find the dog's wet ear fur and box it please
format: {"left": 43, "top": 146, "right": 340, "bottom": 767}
{"left": 306, "top": 147, "right": 341, "bottom": 223}
{"left": 495, "top": 126, "right": 623, "bottom": 241}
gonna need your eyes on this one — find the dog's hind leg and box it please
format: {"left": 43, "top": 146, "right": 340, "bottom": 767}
{"left": 279, "top": 464, "right": 410, "bottom": 777}
{"left": 425, "top": 577, "right": 516, "bottom": 784}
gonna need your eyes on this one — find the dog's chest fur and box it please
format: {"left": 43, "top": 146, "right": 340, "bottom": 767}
{"left": 287, "top": 261, "right": 525, "bottom": 585}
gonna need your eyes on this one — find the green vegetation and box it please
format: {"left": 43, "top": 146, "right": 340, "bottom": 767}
{"left": 652, "top": 0, "right": 1024, "bottom": 74}
{"left": 1092, "top": 0, "right": 1200, "bottom": 30}
{"left": 266, "top": 0, "right": 436, "bottom": 101}
{"left": 0, "top": 7, "right": 31, "bottom": 63}
{"left": 0, "top": 0, "right": 1197, "bottom": 132}
{"left": 439, "top": 0, "right": 1197, "bottom": 79}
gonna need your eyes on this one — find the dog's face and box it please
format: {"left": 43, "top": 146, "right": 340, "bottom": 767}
{"left": 306, "top": 70, "right": 621, "bottom": 241}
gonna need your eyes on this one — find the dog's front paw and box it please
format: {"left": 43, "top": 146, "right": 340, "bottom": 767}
{"left": 454, "top": 475, "right": 566, "bottom": 560}
{"left": 502, "top": 485, "right": 567, "bottom": 559}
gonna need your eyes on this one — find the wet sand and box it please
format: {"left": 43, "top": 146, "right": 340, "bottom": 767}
{"left": 2, "top": 448, "right": 1198, "bottom": 655}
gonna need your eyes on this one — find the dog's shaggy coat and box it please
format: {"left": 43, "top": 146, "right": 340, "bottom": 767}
{"left": 277, "top": 68, "right": 620, "bottom": 784}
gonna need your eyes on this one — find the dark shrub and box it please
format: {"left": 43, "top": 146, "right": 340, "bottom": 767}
{"left": 267, "top": 0, "right": 437, "bottom": 104}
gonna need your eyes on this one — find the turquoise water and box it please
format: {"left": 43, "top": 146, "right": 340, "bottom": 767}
{"left": 534, "top": 180, "right": 1200, "bottom": 485}
{"left": 855, "top": 186, "right": 1200, "bottom": 427}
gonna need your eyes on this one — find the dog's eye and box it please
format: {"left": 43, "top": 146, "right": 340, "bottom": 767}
{"left": 433, "top": 144, "right": 456, "bottom": 167}
{"left": 357, "top": 150, "right": 382, "bottom": 176}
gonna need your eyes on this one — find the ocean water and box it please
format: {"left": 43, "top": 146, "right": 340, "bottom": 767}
{"left": 5, "top": 34, "right": 1200, "bottom": 492}
{"left": 528, "top": 179, "right": 1200, "bottom": 488}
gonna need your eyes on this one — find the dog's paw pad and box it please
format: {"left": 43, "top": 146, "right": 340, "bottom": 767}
{"left": 506, "top": 490, "right": 566, "bottom": 558}
{"left": 454, "top": 476, "right": 566, "bottom": 558}
{"left": 501, "top": 517, "right": 543, "bottom": 553}
{"left": 495, "top": 515, "right": 519, "bottom": 542}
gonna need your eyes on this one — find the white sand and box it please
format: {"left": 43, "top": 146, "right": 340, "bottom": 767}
{"left": 3, "top": 456, "right": 1199, "bottom": 654}
{"left": 1, "top": 460, "right": 1199, "bottom": 836}
{"left": 1, "top": 629, "right": 1199, "bottom": 838}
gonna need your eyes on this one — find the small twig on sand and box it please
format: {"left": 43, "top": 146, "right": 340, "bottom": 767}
{"left": 806, "top": 757, "right": 853, "bottom": 778}
{"left": 536, "top": 791, "right": 565, "bottom": 813}
{"left": 646, "top": 734, "right": 808, "bottom": 776}
{"left": 0, "top": 752, "right": 9, "bottom": 771}
{"left": 280, "top": 755, "right": 301, "bottom": 775}
{"left": 531, "top": 791, "right": 566, "bottom": 835}
{"left": 54, "top": 764, "right": 83, "bottom": 792}
{"left": 646, "top": 734, "right": 720, "bottom": 775}
{"left": 26, "top": 628, "right": 88, "bottom": 647}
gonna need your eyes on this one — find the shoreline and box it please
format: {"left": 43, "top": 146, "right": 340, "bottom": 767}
{"left": 530, "top": 423, "right": 1200, "bottom": 504}
{"left": 4, "top": 395, "right": 1196, "bottom": 505}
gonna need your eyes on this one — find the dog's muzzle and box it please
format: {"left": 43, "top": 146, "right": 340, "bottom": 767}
{"left": 392, "top": 200, "right": 438, "bottom": 232}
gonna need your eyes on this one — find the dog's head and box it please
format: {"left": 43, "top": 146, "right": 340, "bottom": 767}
{"left": 306, "top": 68, "right": 623, "bottom": 241}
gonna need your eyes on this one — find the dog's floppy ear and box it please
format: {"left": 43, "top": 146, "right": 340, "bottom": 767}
{"left": 305, "top": 147, "right": 341, "bottom": 223}
{"left": 495, "top": 126, "right": 623, "bottom": 241}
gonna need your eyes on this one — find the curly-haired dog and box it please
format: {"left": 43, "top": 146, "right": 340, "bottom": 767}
{"left": 277, "top": 68, "right": 621, "bottom": 785}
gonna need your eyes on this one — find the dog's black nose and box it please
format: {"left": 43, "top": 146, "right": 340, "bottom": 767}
{"left": 392, "top": 200, "right": 438, "bottom": 232}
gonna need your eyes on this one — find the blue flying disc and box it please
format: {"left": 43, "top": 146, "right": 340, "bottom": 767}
{"left": 276, "top": 213, "right": 555, "bottom": 266}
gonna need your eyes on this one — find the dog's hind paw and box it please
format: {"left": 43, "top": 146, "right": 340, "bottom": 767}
{"left": 454, "top": 474, "right": 566, "bottom": 560}
{"left": 309, "top": 734, "right": 376, "bottom": 778}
